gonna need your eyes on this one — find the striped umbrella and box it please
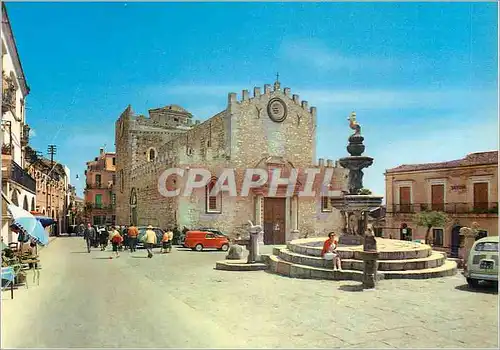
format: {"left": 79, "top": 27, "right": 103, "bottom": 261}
{"left": 7, "top": 204, "right": 49, "bottom": 246}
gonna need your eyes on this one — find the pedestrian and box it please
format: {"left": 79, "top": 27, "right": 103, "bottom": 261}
{"left": 128, "top": 224, "right": 139, "bottom": 252}
{"left": 99, "top": 227, "right": 109, "bottom": 251}
{"left": 122, "top": 225, "right": 129, "bottom": 251}
{"left": 160, "top": 229, "right": 171, "bottom": 254}
{"left": 83, "top": 224, "right": 96, "bottom": 253}
{"left": 321, "top": 232, "right": 342, "bottom": 271}
{"left": 172, "top": 226, "right": 180, "bottom": 245}
{"left": 144, "top": 225, "right": 157, "bottom": 258}
{"left": 109, "top": 226, "right": 123, "bottom": 258}
{"left": 167, "top": 228, "right": 174, "bottom": 253}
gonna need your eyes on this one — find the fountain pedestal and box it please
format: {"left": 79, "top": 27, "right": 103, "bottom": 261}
{"left": 331, "top": 112, "right": 382, "bottom": 289}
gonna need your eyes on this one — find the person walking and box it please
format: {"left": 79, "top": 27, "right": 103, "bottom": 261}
{"left": 109, "top": 226, "right": 123, "bottom": 258}
{"left": 99, "top": 227, "right": 109, "bottom": 251}
{"left": 128, "top": 224, "right": 139, "bottom": 252}
{"left": 122, "top": 226, "right": 129, "bottom": 251}
{"left": 144, "top": 225, "right": 157, "bottom": 258}
{"left": 83, "top": 224, "right": 96, "bottom": 253}
{"left": 167, "top": 228, "right": 174, "bottom": 253}
{"left": 160, "top": 229, "right": 171, "bottom": 254}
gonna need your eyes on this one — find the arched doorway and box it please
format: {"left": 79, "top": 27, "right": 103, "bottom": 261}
{"left": 450, "top": 225, "right": 462, "bottom": 258}
{"left": 23, "top": 196, "right": 28, "bottom": 211}
{"left": 31, "top": 198, "right": 35, "bottom": 211}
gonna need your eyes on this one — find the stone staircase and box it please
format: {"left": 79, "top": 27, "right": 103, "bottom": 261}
{"left": 262, "top": 238, "right": 458, "bottom": 281}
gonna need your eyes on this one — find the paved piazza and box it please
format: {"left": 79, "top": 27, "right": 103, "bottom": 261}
{"left": 2, "top": 237, "right": 498, "bottom": 348}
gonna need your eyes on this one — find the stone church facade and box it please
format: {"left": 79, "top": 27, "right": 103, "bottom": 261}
{"left": 115, "top": 81, "right": 348, "bottom": 243}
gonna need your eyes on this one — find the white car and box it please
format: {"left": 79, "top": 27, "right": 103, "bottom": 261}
{"left": 463, "top": 236, "right": 498, "bottom": 288}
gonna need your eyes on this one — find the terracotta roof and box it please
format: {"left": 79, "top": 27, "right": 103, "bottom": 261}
{"left": 386, "top": 151, "right": 498, "bottom": 173}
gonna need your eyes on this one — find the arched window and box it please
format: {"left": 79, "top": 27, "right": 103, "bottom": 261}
{"left": 31, "top": 198, "right": 35, "bottom": 211}
{"left": 206, "top": 178, "right": 222, "bottom": 214}
{"left": 23, "top": 196, "right": 28, "bottom": 210}
{"left": 147, "top": 148, "right": 157, "bottom": 162}
{"left": 120, "top": 170, "right": 124, "bottom": 193}
{"left": 11, "top": 190, "right": 19, "bottom": 206}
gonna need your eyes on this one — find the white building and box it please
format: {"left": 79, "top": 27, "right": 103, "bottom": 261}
{"left": 1, "top": 3, "right": 35, "bottom": 243}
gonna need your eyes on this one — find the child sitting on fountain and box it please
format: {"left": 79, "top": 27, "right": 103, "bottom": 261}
{"left": 321, "top": 232, "right": 342, "bottom": 271}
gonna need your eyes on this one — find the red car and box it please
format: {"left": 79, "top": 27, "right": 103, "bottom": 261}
{"left": 184, "top": 230, "right": 229, "bottom": 252}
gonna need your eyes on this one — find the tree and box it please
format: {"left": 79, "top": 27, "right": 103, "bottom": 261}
{"left": 358, "top": 188, "right": 372, "bottom": 195}
{"left": 413, "top": 211, "right": 449, "bottom": 245}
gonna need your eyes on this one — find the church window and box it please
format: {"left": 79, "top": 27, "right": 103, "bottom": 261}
{"left": 206, "top": 179, "right": 222, "bottom": 214}
{"left": 147, "top": 148, "right": 157, "bottom": 162}
{"left": 321, "top": 196, "right": 331, "bottom": 212}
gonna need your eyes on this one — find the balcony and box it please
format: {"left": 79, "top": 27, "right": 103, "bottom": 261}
{"left": 2, "top": 157, "right": 36, "bottom": 193}
{"left": 87, "top": 203, "right": 115, "bottom": 210}
{"left": 2, "top": 143, "right": 12, "bottom": 155}
{"left": 388, "top": 202, "right": 499, "bottom": 215}
{"left": 2, "top": 72, "right": 16, "bottom": 115}
{"left": 85, "top": 182, "right": 114, "bottom": 190}
{"left": 21, "top": 124, "right": 30, "bottom": 147}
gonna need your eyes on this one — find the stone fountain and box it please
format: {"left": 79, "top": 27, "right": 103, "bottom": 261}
{"left": 332, "top": 112, "right": 384, "bottom": 245}
{"left": 331, "top": 112, "right": 384, "bottom": 288}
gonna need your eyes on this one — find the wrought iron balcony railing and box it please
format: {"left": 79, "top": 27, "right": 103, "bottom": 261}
{"left": 388, "top": 202, "right": 499, "bottom": 215}
{"left": 2, "top": 143, "right": 12, "bottom": 155}
{"left": 7, "top": 160, "right": 37, "bottom": 193}
{"left": 85, "top": 182, "right": 114, "bottom": 190}
{"left": 21, "top": 124, "right": 30, "bottom": 147}
{"left": 2, "top": 72, "right": 16, "bottom": 114}
{"left": 88, "top": 204, "right": 115, "bottom": 210}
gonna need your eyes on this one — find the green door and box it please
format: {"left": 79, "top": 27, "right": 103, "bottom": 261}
{"left": 95, "top": 194, "right": 102, "bottom": 209}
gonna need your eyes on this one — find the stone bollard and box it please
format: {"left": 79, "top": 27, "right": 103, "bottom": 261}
{"left": 361, "top": 229, "right": 378, "bottom": 289}
{"left": 247, "top": 220, "right": 263, "bottom": 263}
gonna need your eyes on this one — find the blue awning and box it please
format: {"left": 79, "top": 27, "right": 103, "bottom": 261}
{"left": 34, "top": 216, "right": 56, "bottom": 228}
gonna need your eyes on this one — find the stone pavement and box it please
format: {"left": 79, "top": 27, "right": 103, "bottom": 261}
{"left": 2, "top": 237, "right": 498, "bottom": 348}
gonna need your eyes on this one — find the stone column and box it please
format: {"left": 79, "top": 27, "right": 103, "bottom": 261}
{"left": 247, "top": 221, "right": 263, "bottom": 263}
{"left": 362, "top": 228, "right": 378, "bottom": 289}
{"left": 255, "top": 195, "right": 264, "bottom": 244}
{"left": 291, "top": 196, "right": 299, "bottom": 240}
{"left": 255, "top": 195, "right": 263, "bottom": 227}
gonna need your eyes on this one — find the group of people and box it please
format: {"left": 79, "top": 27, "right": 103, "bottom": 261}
{"left": 79, "top": 223, "right": 174, "bottom": 259}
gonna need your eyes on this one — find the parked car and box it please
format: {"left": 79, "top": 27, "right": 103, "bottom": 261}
{"left": 463, "top": 235, "right": 498, "bottom": 288}
{"left": 184, "top": 230, "right": 230, "bottom": 252}
{"left": 136, "top": 226, "right": 165, "bottom": 248}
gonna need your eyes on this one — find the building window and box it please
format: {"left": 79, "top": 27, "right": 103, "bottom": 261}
{"left": 148, "top": 148, "right": 156, "bottom": 162}
{"left": 398, "top": 186, "right": 412, "bottom": 213}
{"left": 95, "top": 194, "right": 102, "bottom": 209}
{"left": 473, "top": 182, "right": 489, "bottom": 212}
{"left": 120, "top": 170, "right": 124, "bottom": 193}
{"left": 95, "top": 174, "right": 101, "bottom": 186}
{"left": 432, "top": 228, "right": 444, "bottom": 246}
{"left": 321, "top": 196, "right": 331, "bottom": 212}
{"left": 430, "top": 184, "right": 445, "bottom": 212}
{"left": 206, "top": 179, "right": 221, "bottom": 214}
{"left": 112, "top": 157, "right": 116, "bottom": 165}
{"left": 112, "top": 174, "right": 116, "bottom": 185}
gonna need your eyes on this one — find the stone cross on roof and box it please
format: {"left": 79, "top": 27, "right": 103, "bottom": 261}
{"left": 274, "top": 72, "right": 281, "bottom": 90}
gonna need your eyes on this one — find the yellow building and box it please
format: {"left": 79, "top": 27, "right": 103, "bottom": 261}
{"left": 384, "top": 150, "right": 498, "bottom": 257}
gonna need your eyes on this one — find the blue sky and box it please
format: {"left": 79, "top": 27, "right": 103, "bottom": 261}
{"left": 7, "top": 2, "right": 498, "bottom": 198}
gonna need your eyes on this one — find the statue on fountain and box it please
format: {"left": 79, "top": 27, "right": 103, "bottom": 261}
{"left": 348, "top": 111, "right": 361, "bottom": 136}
